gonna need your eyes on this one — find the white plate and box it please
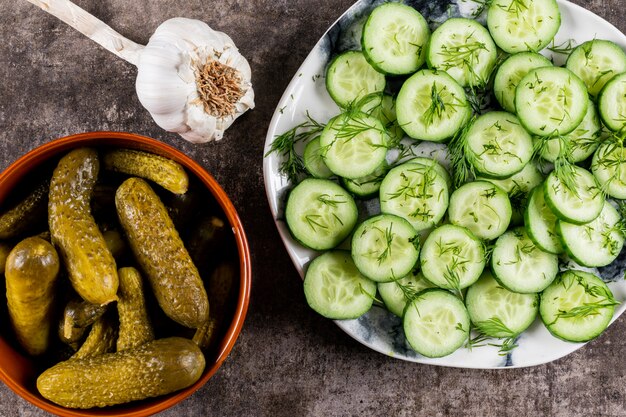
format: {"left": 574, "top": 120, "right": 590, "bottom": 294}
{"left": 263, "top": 0, "right": 626, "bottom": 368}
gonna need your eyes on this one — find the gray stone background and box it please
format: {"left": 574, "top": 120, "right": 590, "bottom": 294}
{"left": 0, "top": 0, "right": 625, "bottom": 416}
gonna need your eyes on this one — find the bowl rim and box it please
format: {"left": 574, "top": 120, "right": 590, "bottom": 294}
{"left": 0, "top": 131, "right": 252, "bottom": 416}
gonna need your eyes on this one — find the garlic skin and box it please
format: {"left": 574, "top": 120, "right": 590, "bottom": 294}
{"left": 136, "top": 18, "right": 255, "bottom": 143}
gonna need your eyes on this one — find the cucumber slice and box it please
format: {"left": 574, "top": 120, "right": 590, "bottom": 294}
{"left": 403, "top": 289, "right": 470, "bottom": 358}
{"left": 325, "top": 51, "right": 386, "bottom": 108}
{"left": 540, "top": 270, "right": 617, "bottom": 342}
{"left": 487, "top": 0, "right": 561, "bottom": 54}
{"left": 448, "top": 181, "right": 512, "bottom": 240}
{"left": 566, "top": 39, "right": 626, "bottom": 98}
{"left": 592, "top": 142, "right": 626, "bottom": 199}
{"left": 557, "top": 202, "right": 625, "bottom": 268}
{"left": 361, "top": 3, "right": 430, "bottom": 75}
{"left": 409, "top": 156, "right": 452, "bottom": 189}
{"left": 351, "top": 214, "right": 420, "bottom": 283}
{"left": 396, "top": 69, "right": 471, "bottom": 142}
{"left": 357, "top": 93, "right": 404, "bottom": 145}
{"left": 491, "top": 227, "right": 558, "bottom": 293}
{"left": 427, "top": 18, "right": 497, "bottom": 88}
{"left": 478, "top": 162, "right": 544, "bottom": 226}
{"left": 515, "top": 67, "right": 589, "bottom": 137}
{"left": 598, "top": 72, "right": 626, "bottom": 133}
{"left": 535, "top": 99, "right": 603, "bottom": 163}
{"left": 319, "top": 112, "right": 388, "bottom": 179}
{"left": 493, "top": 52, "right": 553, "bottom": 113}
{"left": 341, "top": 163, "right": 388, "bottom": 199}
{"left": 544, "top": 165, "right": 604, "bottom": 224}
{"left": 466, "top": 111, "right": 533, "bottom": 178}
{"left": 303, "top": 136, "right": 333, "bottom": 179}
{"left": 304, "top": 251, "right": 377, "bottom": 320}
{"left": 524, "top": 184, "right": 564, "bottom": 254}
{"left": 378, "top": 270, "right": 435, "bottom": 317}
{"left": 285, "top": 178, "right": 358, "bottom": 250}
{"left": 420, "top": 224, "right": 486, "bottom": 291}
{"left": 466, "top": 270, "right": 539, "bottom": 337}
{"left": 379, "top": 162, "right": 449, "bottom": 232}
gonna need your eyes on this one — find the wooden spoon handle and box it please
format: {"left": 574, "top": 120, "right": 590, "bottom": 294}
{"left": 24, "top": 0, "right": 144, "bottom": 66}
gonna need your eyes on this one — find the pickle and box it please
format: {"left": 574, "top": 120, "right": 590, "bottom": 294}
{"left": 0, "top": 181, "right": 48, "bottom": 239}
{"left": 0, "top": 242, "right": 11, "bottom": 274}
{"left": 58, "top": 298, "right": 107, "bottom": 348}
{"left": 37, "top": 337, "right": 206, "bottom": 408}
{"left": 102, "top": 229, "right": 127, "bottom": 260}
{"left": 103, "top": 149, "right": 189, "bottom": 194}
{"left": 187, "top": 215, "right": 226, "bottom": 274}
{"left": 5, "top": 237, "right": 60, "bottom": 355}
{"left": 192, "top": 318, "right": 218, "bottom": 351}
{"left": 117, "top": 267, "right": 154, "bottom": 351}
{"left": 72, "top": 315, "right": 117, "bottom": 359}
{"left": 115, "top": 178, "right": 209, "bottom": 328}
{"left": 49, "top": 148, "right": 118, "bottom": 305}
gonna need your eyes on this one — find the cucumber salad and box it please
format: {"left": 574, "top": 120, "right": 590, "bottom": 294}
{"left": 266, "top": 0, "right": 626, "bottom": 359}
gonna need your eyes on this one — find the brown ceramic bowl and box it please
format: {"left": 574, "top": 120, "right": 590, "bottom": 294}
{"left": 0, "top": 132, "right": 251, "bottom": 416}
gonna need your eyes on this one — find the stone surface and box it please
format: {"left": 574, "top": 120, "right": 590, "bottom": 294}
{"left": 1, "top": 0, "right": 626, "bottom": 416}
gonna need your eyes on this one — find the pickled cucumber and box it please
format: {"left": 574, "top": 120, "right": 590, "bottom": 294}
{"left": 115, "top": 178, "right": 209, "bottom": 328}
{"left": 117, "top": 267, "right": 154, "bottom": 351}
{"left": 37, "top": 337, "right": 206, "bottom": 408}
{"left": 72, "top": 315, "right": 117, "bottom": 359}
{"left": 48, "top": 148, "right": 118, "bottom": 305}
{"left": 192, "top": 318, "right": 218, "bottom": 350}
{"left": 58, "top": 298, "right": 107, "bottom": 348}
{"left": 5, "top": 237, "right": 60, "bottom": 355}
{"left": 0, "top": 242, "right": 11, "bottom": 274}
{"left": 0, "top": 181, "right": 48, "bottom": 240}
{"left": 103, "top": 148, "right": 189, "bottom": 194}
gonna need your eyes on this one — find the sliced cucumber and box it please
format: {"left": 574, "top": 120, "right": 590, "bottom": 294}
{"left": 478, "top": 162, "right": 544, "bottom": 226}
{"left": 378, "top": 270, "right": 435, "bottom": 317}
{"left": 544, "top": 165, "right": 604, "bottom": 224}
{"left": 319, "top": 111, "right": 388, "bottom": 179}
{"left": 379, "top": 162, "right": 450, "bottom": 232}
{"left": 592, "top": 142, "right": 626, "bottom": 199}
{"left": 396, "top": 69, "right": 471, "bottom": 142}
{"left": 303, "top": 136, "right": 333, "bottom": 179}
{"left": 466, "top": 111, "right": 533, "bottom": 178}
{"left": 409, "top": 156, "right": 452, "bottom": 189}
{"left": 357, "top": 93, "right": 404, "bottom": 146}
{"left": 285, "top": 178, "right": 358, "bottom": 250}
{"left": 493, "top": 52, "right": 553, "bottom": 113}
{"left": 566, "top": 39, "right": 626, "bottom": 98}
{"left": 535, "top": 99, "right": 603, "bottom": 163}
{"left": 361, "top": 2, "right": 430, "bottom": 75}
{"left": 465, "top": 270, "right": 539, "bottom": 337}
{"left": 540, "top": 270, "right": 617, "bottom": 342}
{"left": 598, "top": 72, "right": 626, "bottom": 133}
{"left": 515, "top": 67, "right": 589, "bottom": 137}
{"left": 420, "top": 224, "right": 486, "bottom": 291}
{"left": 341, "top": 163, "right": 388, "bottom": 199}
{"left": 325, "top": 51, "right": 386, "bottom": 108}
{"left": 427, "top": 18, "right": 497, "bottom": 88}
{"left": 304, "top": 251, "right": 377, "bottom": 320}
{"left": 448, "top": 181, "right": 512, "bottom": 240}
{"left": 491, "top": 227, "right": 559, "bottom": 293}
{"left": 557, "top": 202, "right": 625, "bottom": 268}
{"left": 524, "top": 184, "right": 564, "bottom": 254}
{"left": 487, "top": 0, "right": 561, "bottom": 54}
{"left": 403, "top": 289, "right": 470, "bottom": 358}
{"left": 351, "top": 214, "right": 420, "bottom": 283}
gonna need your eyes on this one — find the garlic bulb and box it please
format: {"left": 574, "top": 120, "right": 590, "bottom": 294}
{"left": 136, "top": 18, "right": 254, "bottom": 143}
{"left": 25, "top": 0, "right": 254, "bottom": 143}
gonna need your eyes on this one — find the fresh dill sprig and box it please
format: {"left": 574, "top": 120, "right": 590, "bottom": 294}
{"left": 448, "top": 115, "right": 478, "bottom": 189}
{"left": 547, "top": 38, "right": 577, "bottom": 55}
{"left": 467, "top": 318, "right": 519, "bottom": 356}
{"left": 265, "top": 113, "right": 325, "bottom": 182}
